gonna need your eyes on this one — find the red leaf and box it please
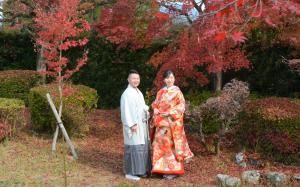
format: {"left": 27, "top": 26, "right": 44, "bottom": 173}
{"left": 237, "top": 0, "right": 244, "bottom": 7}
{"left": 207, "top": 5, "right": 218, "bottom": 11}
{"left": 154, "top": 12, "right": 169, "bottom": 21}
{"left": 216, "top": 12, "right": 223, "bottom": 17}
{"left": 214, "top": 32, "right": 227, "bottom": 42}
{"left": 231, "top": 32, "right": 247, "bottom": 43}
{"left": 265, "top": 17, "right": 276, "bottom": 27}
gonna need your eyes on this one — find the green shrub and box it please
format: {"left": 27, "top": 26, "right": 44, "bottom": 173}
{"left": 0, "top": 98, "right": 26, "bottom": 139}
{"left": 185, "top": 90, "right": 217, "bottom": 106}
{"left": 28, "top": 84, "right": 98, "bottom": 137}
{"left": 201, "top": 111, "right": 222, "bottom": 134}
{"left": 0, "top": 70, "right": 42, "bottom": 104}
{"left": 185, "top": 91, "right": 221, "bottom": 134}
{"left": 237, "top": 97, "right": 300, "bottom": 165}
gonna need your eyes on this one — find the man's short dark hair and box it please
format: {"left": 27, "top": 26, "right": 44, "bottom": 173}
{"left": 128, "top": 69, "right": 139, "bottom": 76}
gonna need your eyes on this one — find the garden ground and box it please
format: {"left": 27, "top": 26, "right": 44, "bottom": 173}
{"left": 0, "top": 109, "right": 299, "bottom": 187}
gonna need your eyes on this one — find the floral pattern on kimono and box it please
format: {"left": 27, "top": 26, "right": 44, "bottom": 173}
{"left": 151, "top": 86, "right": 194, "bottom": 174}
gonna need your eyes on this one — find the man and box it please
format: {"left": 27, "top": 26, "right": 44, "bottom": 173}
{"left": 120, "top": 69, "right": 151, "bottom": 181}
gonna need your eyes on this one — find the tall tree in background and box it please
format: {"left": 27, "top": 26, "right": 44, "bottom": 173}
{"left": 94, "top": 0, "right": 300, "bottom": 91}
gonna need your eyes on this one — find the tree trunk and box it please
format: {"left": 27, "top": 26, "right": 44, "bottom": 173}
{"left": 214, "top": 71, "right": 222, "bottom": 92}
{"left": 198, "top": 122, "right": 209, "bottom": 152}
{"left": 36, "top": 46, "right": 46, "bottom": 83}
{"left": 214, "top": 138, "right": 220, "bottom": 156}
{"left": 215, "top": 122, "right": 226, "bottom": 156}
{"left": 52, "top": 49, "right": 64, "bottom": 152}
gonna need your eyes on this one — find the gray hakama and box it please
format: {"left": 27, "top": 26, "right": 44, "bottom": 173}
{"left": 123, "top": 141, "right": 151, "bottom": 175}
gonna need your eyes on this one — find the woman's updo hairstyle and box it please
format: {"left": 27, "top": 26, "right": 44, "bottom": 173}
{"left": 163, "top": 70, "right": 175, "bottom": 79}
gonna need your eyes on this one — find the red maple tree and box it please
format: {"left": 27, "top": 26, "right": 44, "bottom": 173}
{"left": 34, "top": 0, "right": 90, "bottom": 111}
{"left": 94, "top": 0, "right": 300, "bottom": 90}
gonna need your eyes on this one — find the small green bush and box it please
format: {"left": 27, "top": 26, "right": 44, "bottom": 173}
{"left": 185, "top": 91, "right": 221, "bottom": 134}
{"left": 0, "top": 98, "right": 26, "bottom": 139}
{"left": 0, "top": 70, "right": 42, "bottom": 104}
{"left": 185, "top": 90, "right": 217, "bottom": 106}
{"left": 237, "top": 97, "right": 300, "bottom": 165}
{"left": 28, "top": 84, "right": 98, "bottom": 137}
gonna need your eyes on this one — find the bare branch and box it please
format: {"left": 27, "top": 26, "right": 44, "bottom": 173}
{"left": 198, "top": 0, "right": 239, "bottom": 18}
{"left": 160, "top": 3, "right": 193, "bottom": 25}
{"left": 191, "top": 0, "right": 203, "bottom": 14}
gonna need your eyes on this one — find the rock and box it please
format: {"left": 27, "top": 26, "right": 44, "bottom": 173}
{"left": 249, "top": 158, "right": 264, "bottom": 168}
{"left": 235, "top": 152, "right": 246, "bottom": 167}
{"left": 216, "top": 174, "right": 230, "bottom": 187}
{"left": 225, "top": 177, "right": 241, "bottom": 187}
{"left": 293, "top": 175, "right": 300, "bottom": 182}
{"left": 216, "top": 174, "right": 241, "bottom": 187}
{"left": 266, "top": 172, "right": 287, "bottom": 187}
{"left": 242, "top": 170, "right": 260, "bottom": 185}
{"left": 239, "top": 162, "right": 247, "bottom": 168}
{"left": 235, "top": 152, "right": 244, "bottom": 163}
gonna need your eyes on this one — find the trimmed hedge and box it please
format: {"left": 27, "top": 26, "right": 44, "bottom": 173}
{"left": 0, "top": 70, "right": 42, "bottom": 104}
{"left": 28, "top": 84, "right": 98, "bottom": 137}
{"left": 237, "top": 97, "right": 300, "bottom": 165}
{"left": 0, "top": 98, "right": 26, "bottom": 140}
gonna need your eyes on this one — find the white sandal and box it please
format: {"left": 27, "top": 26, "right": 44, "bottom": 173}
{"left": 125, "top": 174, "right": 141, "bottom": 181}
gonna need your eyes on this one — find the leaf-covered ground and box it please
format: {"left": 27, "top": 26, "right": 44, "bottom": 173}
{"left": 0, "top": 109, "right": 299, "bottom": 186}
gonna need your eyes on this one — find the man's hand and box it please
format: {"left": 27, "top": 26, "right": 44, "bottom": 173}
{"left": 130, "top": 124, "right": 138, "bottom": 133}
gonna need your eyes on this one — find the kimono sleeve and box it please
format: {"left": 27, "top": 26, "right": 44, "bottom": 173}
{"left": 120, "top": 92, "right": 138, "bottom": 128}
{"left": 151, "top": 91, "right": 160, "bottom": 110}
{"left": 169, "top": 90, "right": 185, "bottom": 121}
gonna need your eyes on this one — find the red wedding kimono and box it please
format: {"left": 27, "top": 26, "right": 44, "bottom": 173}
{"left": 151, "top": 86, "right": 194, "bottom": 175}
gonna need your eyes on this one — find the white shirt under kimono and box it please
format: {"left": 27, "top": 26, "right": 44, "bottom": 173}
{"left": 120, "top": 84, "right": 149, "bottom": 145}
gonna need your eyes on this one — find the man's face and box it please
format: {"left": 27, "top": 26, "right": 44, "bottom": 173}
{"left": 128, "top": 73, "right": 140, "bottom": 88}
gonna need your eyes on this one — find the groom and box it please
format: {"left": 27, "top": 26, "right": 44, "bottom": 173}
{"left": 120, "top": 69, "right": 151, "bottom": 181}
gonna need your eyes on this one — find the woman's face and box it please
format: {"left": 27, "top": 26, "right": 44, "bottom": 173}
{"left": 164, "top": 73, "right": 175, "bottom": 87}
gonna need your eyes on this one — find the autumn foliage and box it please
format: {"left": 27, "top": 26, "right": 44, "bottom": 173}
{"left": 34, "top": 0, "right": 90, "bottom": 81}
{"left": 238, "top": 97, "right": 300, "bottom": 164}
{"left": 94, "top": 0, "right": 300, "bottom": 89}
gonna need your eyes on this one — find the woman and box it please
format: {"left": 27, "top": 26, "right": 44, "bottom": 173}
{"left": 151, "top": 70, "right": 194, "bottom": 180}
